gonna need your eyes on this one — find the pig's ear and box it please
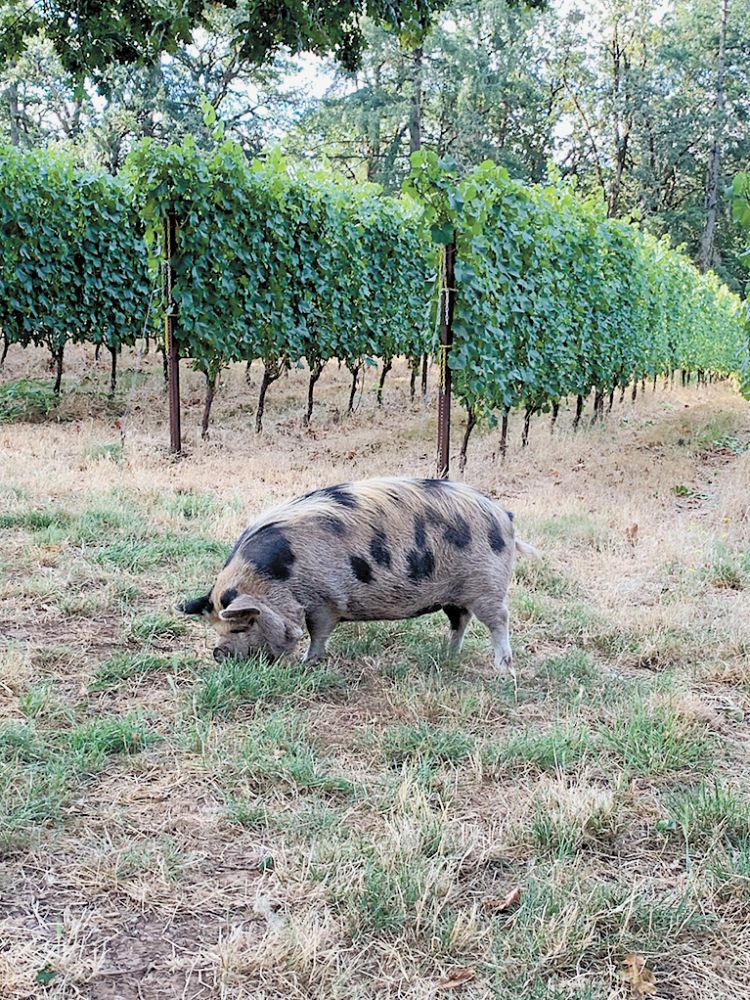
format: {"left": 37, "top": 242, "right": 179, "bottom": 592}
{"left": 176, "top": 593, "right": 212, "bottom": 616}
{"left": 219, "top": 594, "right": 262, "bottom": 621}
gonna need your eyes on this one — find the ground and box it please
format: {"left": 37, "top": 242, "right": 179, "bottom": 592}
{"left": 1, "top": 345, "right": 750, "bottom": 1000}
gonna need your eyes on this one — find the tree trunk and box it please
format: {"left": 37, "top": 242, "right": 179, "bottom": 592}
{"left": 458, "top": 407, "right": 476, "bottom": 473}
{"left": 592, "top": 390, "right": 603, "bottom": 425}
{"left": 347, "top": 362, "right": 362, "bottom": 414}
{"left": 377, "top": 357, "right": 393, "bottom": 407}
{"left": 631, "top": 382, "right": 638, "bottom": 403}
{"left": 95, "top": 343, "right": 101, "bottom": 362}
{"left": 499, "top": 411, "right": 509, "bottom": 461}
{"left": 255, "top": 363, "right": 280, "bottom": 433}
{"left": 522, "top": 407, "right": 534, "bottom": 448}
{"left": 0, "top": 333, "right": 9, "bottom": 368}
{"left": 245, "top": 361, "right": 253, "bottom": 387}
{"left": 162, "top": 351, "right": 168, "bottom": 385}
{"left": 573, "top": 394, "right": 584, "bottom": 430}
{"left": 409, "top": 357, "right": 419, "bottom": 402}
{"left": 409, "top": 45, "right": 423, "bottom": 155}
{"left": 608, "top": 388, "right": 615, "bottom": 412}
{"left": 550, "top": 401, "right": 560, "bottom": 433}
{"left": 420, "top": 353, "right": 428, "bottom": 402}
{"left": 53, "top": 345, "right": 64, "bottom": 396}
{"left": 305, "top": 361, "right": 324, "bottom": 425}
{"left": 6, "top": 81, "right": 20, "bottom": 146}
{"left": 652, "top": 374, "right": 657, "bottom": 392}
{"left": 108, "top": 347, "right": 117, "bottom": 396}
{"left": 620, "top": 385, "right": 626, "bottom": 404}
{"left": 201, "top": 371, "right": 217, "bottom": 439}
{"left": 699, "top": 0, "right": 729, "bottom": 272}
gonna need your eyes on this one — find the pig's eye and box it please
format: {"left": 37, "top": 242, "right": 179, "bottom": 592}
{"left": 229, "top": 628, "right": 245, "bottom": 634}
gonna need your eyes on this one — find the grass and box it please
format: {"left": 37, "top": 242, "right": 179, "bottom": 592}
{"left": 233, "top": 711, "right": 354, "bottom": 797}
{"left": 483, "top": 723, "right": 592, "bottom": 773}
{"left": 192, "top": 653, "right": 347, "bottom": 717}
{"left": 380, "top": 721, "right": 476, "bottom": 766}
{"left": 91, "top": 650, "right": 198, "bottom": 688}
{"left": 1, "top": 348, "right": 749, "bottom": 998}
{"left": 599, "top": 701, "right": 714, "bottom": 776}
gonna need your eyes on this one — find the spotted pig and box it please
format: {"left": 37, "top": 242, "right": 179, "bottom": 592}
{"left": 176, "top": 477, "right": 539, "bottom": 672}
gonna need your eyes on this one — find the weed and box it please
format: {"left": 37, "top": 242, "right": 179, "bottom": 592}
{"left": 0, "top": 378, "right": 57, "bottom": 422}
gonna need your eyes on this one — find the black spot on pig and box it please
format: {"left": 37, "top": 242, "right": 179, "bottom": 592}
{"left": 407, "top": 548, "right": 435, "bottom": 581}
{"left": 414, "top": 514, "right": 427, "bottom": 549}
{"left": 506, "top": 510, "right": 514, "bottom": 522}
{"left": 350, "top": 555, "right": 373, "bottom": 583}
{"left": 320, "top": 515, "right": 347, "bottom": 537}
{"left": 242, "top": 524, "right": 296, "bottom": 580}
{"left": 420, "top": 478, "right": 450, "bottom": 491}
{"left": 412, "top": 603, "right": 442, "bottom": 617}
{"left": 220, "top": 587, "right": 238, "bottom": 609}
{"left": 178, "top": 593, "right": 212, "bottom": 616}
{"left": 310, "top": 484, "right": 359, "bottom": 508}
{"left": 369, "top": 530, "right": 392, "bottom": 568}
{"left": 488, "top": 519, "right": 506, "bottom": 553}
{"left": 443, "top": 516, "right": 471, "bottom": 549}
{"left": 443, "top": 604, "right": 468, "bottom": 629}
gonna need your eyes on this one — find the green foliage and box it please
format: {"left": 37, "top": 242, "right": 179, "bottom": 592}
{"left": 0, "top": 144, "right": 150, "bottom": 359}
{"left": 125, "top": 137, "right": 432, "bottom": 378}
{"left": 0, "top": 378, "right": 57, "bottom": 422}
{"left": 0, "top": 140, "right": 744, "bottom": 427}
{"left": 407, "top": 155, "right": 747, "bottom": 419}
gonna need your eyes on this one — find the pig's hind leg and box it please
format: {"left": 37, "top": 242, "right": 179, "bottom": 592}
{"left": 472, "top": 598, "right": 513, "bottom": 675}
{"left": 443, "top": 604, "right": 472, "bottom": 655}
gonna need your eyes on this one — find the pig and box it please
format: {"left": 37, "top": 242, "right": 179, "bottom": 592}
{"left": 176, "top": 477, "right": 539, "bottom": 672}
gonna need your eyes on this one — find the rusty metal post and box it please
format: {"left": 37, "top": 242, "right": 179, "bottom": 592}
{"left": 163, "top": 208, "right": 181, "bottom": 454}
{"left": 436, "top": 239, "right": 456, "bottom": 478}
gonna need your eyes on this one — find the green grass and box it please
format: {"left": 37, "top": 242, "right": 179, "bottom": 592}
{"left": 66, "top": 714, "right": 154, "bottom": 759}
{"left": 0, "top": 714, "right": 152, "bottom": 852}
{"left": 235, "top": 712, "right": 353, "bottom": 797}
{"left": 380, "top": 721, "right": 475, "bottom": 767}
{"left": 0, "top": 508, "right": 73, "bottom": 531}
{"left": 600, "top": 702, "right": 713, "bottom": 775}
{"left": 83, "top": 442, "right": 123, "bottom": 463}
{"left": 91, "top": 650, "right": 198, "bottom": 689}
{"left": 483, "top": 724, "right": 592, "bottom": 773}
{"left": 127, "top": 611, "right": 188, "bottom": 643}
{"left": 662, "top": 780, "right": 750, "bottom": 848}
{"left": 192, "top": 653, "right": 347, "bottom": 718}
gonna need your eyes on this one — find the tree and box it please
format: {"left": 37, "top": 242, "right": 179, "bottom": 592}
{"left": 0, "top": 1, "right": 451, "bottom": 84}
{"left": 285, "top": 0, "right": 551, "bottom": 191}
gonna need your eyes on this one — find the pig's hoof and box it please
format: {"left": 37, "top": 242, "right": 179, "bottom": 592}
{"left": 495, "top": 655, "right": 514, "bottom": 676}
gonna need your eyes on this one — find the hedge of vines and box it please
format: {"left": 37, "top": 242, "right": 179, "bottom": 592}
{"left": 0, "top": 145, "right": 151, "bottom": 392}
{"left": 125, "top": 138, "right": 432, "bottom": 429}
{"left": 407, "top": 153, "right": 748, "bottom": 457}
{"left": 0, "top": 140, "right": 747, "bottom": 450}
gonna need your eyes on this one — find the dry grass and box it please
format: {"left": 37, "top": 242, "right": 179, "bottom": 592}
{"left": 1, "top": 344, "right": 750, "bottom": 999}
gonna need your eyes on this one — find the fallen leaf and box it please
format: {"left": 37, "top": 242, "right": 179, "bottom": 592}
{"left": 483, "top": 886, "right": 521, "bottom": 912}
{"left": 437, "top": 967, "right": 475, "bottom": 989}
{"left": 620, "top": 954, "right": 657, "bottom": 998}
{"left": 626, "top": 523, "right": 639, "bottom": 546}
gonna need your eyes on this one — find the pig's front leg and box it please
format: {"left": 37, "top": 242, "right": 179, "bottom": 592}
{"left": 303, "top": 606, "right": 338, "bottom": 663}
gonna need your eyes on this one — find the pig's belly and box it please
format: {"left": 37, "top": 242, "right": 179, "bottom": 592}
{"left": 336, "top": 579, "right": 467, "bottom": 622}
